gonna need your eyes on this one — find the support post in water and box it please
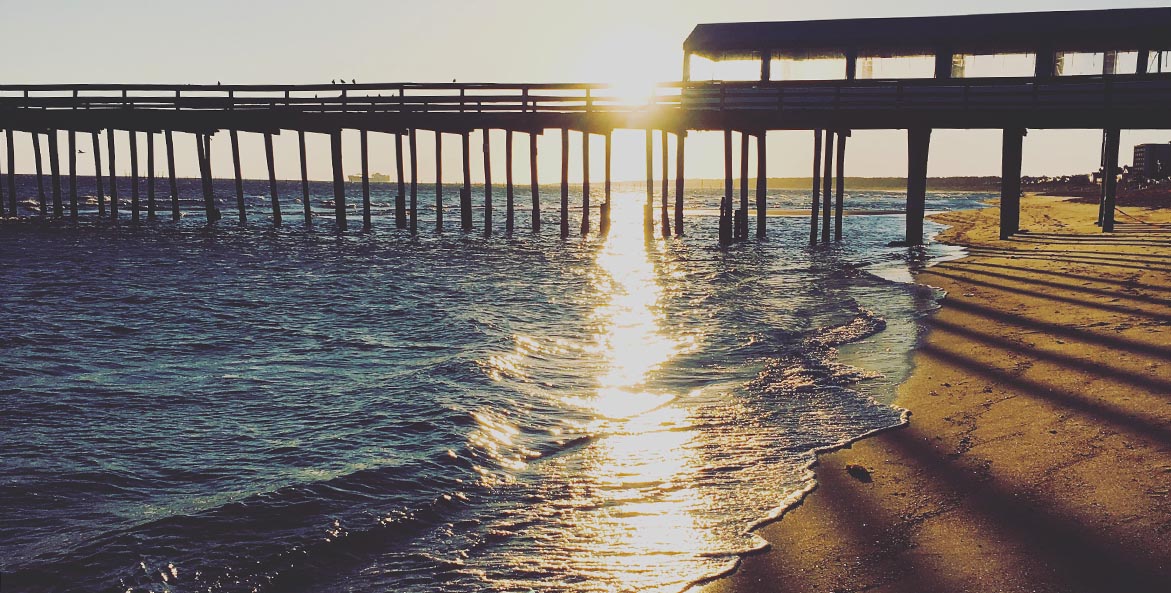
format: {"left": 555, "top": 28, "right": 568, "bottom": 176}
{"left": 265, "top": 132, "right": 281, "bottom": 227}
{"left": 410, "top": 128, "right": 419, "bottom": 235}
{"left": 231, "top": 129, "right": 245, "bottom": 223}
{"left": 299, "top": 130, "right": 311, "bottom": 225}
{"left": 835, "top": 130, "right": 848, "bottom": 242}
{"left": 68, "top": 131, "right": 79, "bottom": 220}
{"left": 582, "top": 130, "right": 590, "bottom": 236}
{"left": 107, "top": 130, "right": 119, "bottom": 220}
{"left": 482, "top": 129, "right": 492, "bottom": 236}
{"left": 560, "top": 127, "right": 569, "bottom": 239}
{"left": 462, "top": 131, "right": 472, "bottom": 232}
{"left": 662, "top": 130, "right": 670, "bottom": 238}
{"left": 722, "top": 128, "right": 733, "bottom": 247}
{"left": 129, "top": 131, "right": 141, "bottom": 222}
{"left": 756, "top": 130, "right": 766, "bottom": 239}
{"left": 435, "top": 131, "right": 444, "bottom": 232}
{"left": 676, "top": 130, "right": 686, "bottom": 237}
{"left": 529, "top": 131, "right": 540, "bottom": 233}
{"left": 33, "top": 132, "right": 46, "bottom": 217}
{"left": 505, "top": 129, "right": 514, "bottom": 235}
{"left": 602, "top": 131, "right": 612, "bottom": 236}
{"left": 6, "top": 130, "right": 17, "bottom": 216}
{"left": 645, "top": 128, "right": 654, "bottom": 237}
{"left": 360, "top": 129, "right": 371, "bottom": 230}
{"left": 197, "top": 133, "right": 218, "bottom": 222}
{"left": 809, "top": 129, "right": 822, "bottom": 246}
{"left": 330, "top": 130, "right": 346, "bottom": 231}
{"left": 1101, "top": 127, "right": 1121, "bottom": 233}
{"left": 0, "top": 130, "right": 5, "bottom": 218}
{"left": 48, "top": 130, "right": 63, "bottom": 219}
{"left": 739, "top": 131, "right": 749, "bottom": 241}
{"left": 999, "top": 128, "right": 1025, "bottom": 239}
{"left": 905, "top": 128, "right": 932, "bottom": 245}
{"left": 395, "top": 132, "right": 406, "bottom": 229}
{"left": 822, "top": 130, "right": 834, "bottom": 244}
{"left": 165, "top": 130, "right": 178, "bottom": 222}
{"left": 93, "top": 131, "right": 105, "bottom": 217}
{"left": 145, "top": 132, "right": 156, "bottom": 220}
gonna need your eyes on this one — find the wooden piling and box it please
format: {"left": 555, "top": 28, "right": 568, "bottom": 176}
{"left": 906, "top": 128, "right": 932, "bottom": 245}
{"left": 482, "top": 129, "right": 491, "bottom": 236}
{"left": 462, "top": 132, "right": 472, "bottom": 232}
{"left": 146, "top": 132, "right": 156, "bottom": 220}
{"left": 722, "top": 129, "right": 733, "bottom": 246}
{"left": 676, "top": 131, "right": 686, "bottom": 237}
{"left": 93, "top": 132, "right": 105, "bottom": 217}
{"left": 809, "top": 129, "right": 822, "bottom": 245}
{"left": 129, "top": 131, "right": 141, "bottom": 222}
{"left": 265, "top": 132, "right": 281, "bottom": 227}
{"left": 298, "top": 130, "right": 311, "bottom": 225}
{"left": 436, "top": 132, "right": 444, "bottom": 232}
{"left": 661, "top": 131, "right": 670, "bottom": 237}
{"left": 196, "top": 133, "right": 218, "bottom": 222}
{"left": 410, "top": 128, "right": 419, "bottom": 235}
{"left": 582, "top": 131, "right": 590, "bottom": 236}
{"left": 1101, "top": 128, "right": 1121, "bottom": 233}
{"left": 739, "top": 132, "right": 749, "bottom": 240}
{"left": 756, "top": 131, "right": 766, "bottom": 239}
{"left": 107, "top": 130, "right": 119, "bottom": 220}
{"left": 529, "top": 131, "right": 540, "bottom": 232}
{"left": 33, "top": 133, "right": 46, "bottom": 217}
{"left": 999, "top": 128, "right": 1025, "bottom": 239}
{"left": 835, "top": 131, "right": 847, "bottom": 241}
{"left": 395, "top": 132, "right": 406, "bottom": 228}
{"left": 6, "top": 130, "right": 16, "bottom": 216}
{"left": 165, "top": 130, "right": 178, "bottom": 222}
{"left": 230, "top": 129, "right": 245, "bottom": 223}
{"left": 560, "top": 128, "right": 569, "bottom": 239}
{"left": 49, "top": 131, "right": 63, "bottom": 219}
{"left": 505, "top": 130, "right": 514, "bottom": 234}
{"left": 0, "top": 132, "right": 4, "bottom": 218}
{"left": 822, "top": 131, "right": 834, "bottom": 244}
{"left": 330, "top": 130, "right": 346, "bottom": 230}
{"left": 358, "top": 129, "right": 371, "bottom": 230}
{"left": 603, "top": 131, "right": 612, "bottom": 236}
{"left": 645, "top": 129, "right": 654, "bottom": 237}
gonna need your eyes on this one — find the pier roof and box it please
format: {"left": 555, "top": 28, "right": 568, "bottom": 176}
{"left": 684, "top": 8, "right": 1171, "bottom": 59}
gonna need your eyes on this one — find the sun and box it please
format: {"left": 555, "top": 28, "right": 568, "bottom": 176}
{"left": 574, "top": 26, "right": 679, "bottom": 105}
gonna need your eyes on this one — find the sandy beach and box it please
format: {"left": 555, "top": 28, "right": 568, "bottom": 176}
{"left": 703, "top": 194, "right": 1171, "bottom": 593}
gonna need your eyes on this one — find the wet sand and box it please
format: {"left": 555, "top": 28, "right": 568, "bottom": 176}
{"left": 703, "top": 194, "right": 1171, "bottom": 593}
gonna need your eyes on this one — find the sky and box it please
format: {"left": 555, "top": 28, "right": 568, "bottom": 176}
{"left": 1, "top": 0, "right": 1168, "bottom": 183}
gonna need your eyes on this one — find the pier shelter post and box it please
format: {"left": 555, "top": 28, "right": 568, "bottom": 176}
{"left": 360, "top": 129, "right": 371, "bottom": 230}
{"left": 582, "top": 131, "right": 591, "bottom": 236}
{"left": 165, "top": 130, "right": 178, "bottom": 222}
{"left": 298, "top": 131, "right": 311, "bottom": 225}
{"left": 265, "top": 132, "right": 281, "bottom": 227}
{"left": 602, "top": 131, "right": 612, "bottom": 236}
{"left": 461, "top": 132, "right": 472, "bottom": 232}
{"left": 33, "top": 133, "right": 46, "bottom": 217}
{"left": 722, "top": 129, "right": 734, "bottom": 247}
{"left": 676, "top": 131, "right": 686, "bottom": 236}
{"left": 560, "top": 128, "right": 569, "bottom": 239}
{"left": 505, "top": 130, "right": 514, "bottom": 234}
{"left": 330, "top": 130, "right": 347, "bottom": 230}
{"left": 645, "top": 129, "right": 654, "bottom": 237}
{"left": 68, "top": 131, "right": 78, "bottom": 220}
{"left": 230, "top": 130, "right": 246, "bottom": 223}
{"left": 128, "top": 131, "right": 140, "bottom": 222}
{"left": 835, "top": 130, "right": 848, "bottom": 241}
{"left": 999, "top": 128, "right": 1026, "bottom": 239}
{"left": 482, "top": 129, "right": 492, "bottom": 236}
{"left": 906, "top": 128, "right": 932, "bottom": 245}
{"left": 107, "top": 130, "right": 119, "bottom": 220}
{"left": 6, "top": 130, "right": 16, "bottom": 216}
{"left": 809, "top": 129, "right": 822, "bottom": 246}
{"left": 822, "top": 131, "right": 834, "bottom": 243}
{"left": 48, "top": 131, "right": 62, "bottom": 219}
{"left": 739, "top": 132, "right": 749, "bottom": 241}
{"left": 436, "top": 132, "right": 444, "bottom": 232}
{"left": 756, "top": 131, "right": 766, "bottom": 239}
{"left": 395, "top": 132, "right": 407, "bottom": 229}
{"left": 410, "top": 128, "right": 419, "bottom": 235}
{"left": 529, "top": 131, "right": 540, "bottom": 233}
{"left": 1101, "top": 128, "right": 1121, "bottom": 233}
{"left": 145, "top": 132, "right": 155, "bottom": 220}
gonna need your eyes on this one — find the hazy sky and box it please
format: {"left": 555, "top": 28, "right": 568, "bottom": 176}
{"left": 2, "top": 0, "right": 1168, "bottom": 182}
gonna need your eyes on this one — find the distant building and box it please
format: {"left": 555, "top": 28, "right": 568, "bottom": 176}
{"left": 1132, "top": 143, "right": 1171, "bottom": 180}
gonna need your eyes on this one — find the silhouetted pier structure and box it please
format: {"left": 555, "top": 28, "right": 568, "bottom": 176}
{"left": 2, "top": 8, "right": 1170, "bottom": 245}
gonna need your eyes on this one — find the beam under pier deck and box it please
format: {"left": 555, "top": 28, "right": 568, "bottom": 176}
{"left": 756, "top": 131, "right": 766, "bottom": 239}
{"left": 505, "top": 130, "right": 514, "bottom": 235}
{"left": 49, "top": 131, "right": 63, "bottom": 219}
{"left": 739, "top": 131, "right": 749, "bottom": 241}
{"left": 231, "top": 130, "right": 245, "bottom": 223}
{"left": 582, "top": 131, "right": 590, "bottom": 236}
{"left": 482, "top": 129, "right": 491, "bottom": 237}
{"left": 165, "top": 130, "right": 178, "bottom": 222}
{"left": 436, "top": 132, "right": 444, "bottom": 233}
{"left": 68, "top": 131, "right": 79, "bottom": 220}
{"left": 145, "top": 132, "right": 155, "bottom": 221}
{"left": 1100, "top": 128, "right": 1121, "bottom": 233}
{"left": 410, "top": 128, "right": 419, "bottom": 235}
{"left": 298, "top": 131, "right": 310, "bottom": 226}
{"left": 809, "top": 129, "right": 822, "bottom": 246}
{"left": 265, "top": 132, "right": 281, "bottom": 227}
{"left": 529, "top": 131, "right": 539, "bottom": 233}
{"left": 33, "top": 133, "right": 46, "bottom": 217}
{"left": 461, "top": 132, "right": 472, "bottom": 232}
{"left": 330, "top": 130, "right": 346, "bottom": 231}
{"left": 722, "top": 128, "right": 733, "bottom": 247}
{"left": 360, "top": 130, "right": 371, "bottom": 230}
{"left": 1000, "top": 128, "right": 1025, "bottom": 239}
{"left": 905, "top": 128, "right": 932, "bottom": 246}
{"left": 822, "top": 130, "right": 834, "bottom": 244}
{"left": 835, "top": 131, "right": 848, "bottom": 242}
{"left": 395, "top": 132, "right": 406, "bottom": 229}
{"left": 560, "top": 127, "right": 569, "bottom": 239}
{"left": 107, "top": 130, "right": 119, "bottom": 221}
{"left": 675, "top": 130, "right": 685, "bottom": 237}
{"left": 129, "top": 131, "right": 140, "bottom": 222}
{"left": 93, "top": 132, "right": 105, "bottom": 218}
{"left": 6, "top": 130, "right": 16, "bottom": 216}
{"left": 645, "top": 129, "right": 654, "bottom": 238}
{"left": 662, "top": 130, "right": 670, "bottom": 238}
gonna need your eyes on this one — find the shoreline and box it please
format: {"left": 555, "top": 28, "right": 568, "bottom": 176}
{"left": 699, "top": 194, "right": 1171, "bottom": 593}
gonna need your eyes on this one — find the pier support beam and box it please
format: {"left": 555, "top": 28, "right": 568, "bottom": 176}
{"left": 230, "top": 130, "right": 245, "bottom": 223}
{"left": 1100, "top": 128, "right": 1121, "bottom": 233}
{"left": 107, "top": 130, "right": 119, "bottom": 220}
{"left": 561, "top": 128, "right": 569, "bottom": 239}
{"left": 265, "top": 132, "right": 281, "bottom": 227}
{"left": 436, "top": 132, "right": 444, "bottom": 232}
{"left": 809, "top": 129, "right": 823, "bottom": 245}
{"left": 661, "top": 131, "right": 670, "bottom": 237}
{"left": 395, "top": 132, "right": 406, "bottom": 229}
{"left": 602, "top": 131, "right": 612, "bottom": 236}
{"left": 165, "top": 130, "right": 178, "bottom": 222}
{"left": 482, "top": 129, "right": 491, "bottom": 236}
{"left": 145, "top": 132, "right": 155, "bottom": 220}
{"left": 298, "top": 131, "right": 310, "bottom": 225}
{"left": 505, "top": 130, "right": 514, "bottom": 234}
{"left": 906, "top": 128, "right": 932, "bottom": 246}
{"left": 49, "top": 131, "right": 63, "bottom": 219}
{"left": 756, "top": 131, "right": 766, "bottom": 239}
{"left": 835, "top": 131, "right": 848, "bottom": 241}
{"left": 6, "top": 130, "right": 16, "bottom": 216}
{"left": 93, "top": 132, "right": 105, "bottom": 218}
{"left": 410, "top": 128, "right": 419, "bottom": 235}
{"left": 33, "top": 133, "right": 46, "bottom": 217}
{"left": 999, "top": 128, "right": 1026, "bottom": 239}
{"left": 360, "top": 129, "right": 371, "bottom": 230}
{"left": 0, "top": 132, "right": 5, "bottom": 218}
{"left": 530, "top": 131, "right": 540, "bottom": 233}
{"left": 196, "top": 134, "right": 218, "bottom": 223}
{"left": 722, "top": 129, "right": 734, "bottom": 247}
{"left": 330, "top": 130, "right": 346, "bottom": 231}
{"left": 582, "top": 131, "right": 591, "bottom": 236}
{"left": 676, "top": 131, "right": 686, "bottom": 236}
{"left": 68, "top": 131, "right": 78, "bottom": 220}
{"left": 822, "top": 130, "right": 834, "bottom": 243}
{"left": 739, "top": 132, "right": 749, "bottom": 241}
{"left": 645, "top": 129, "right": 654, "bottom": 238}
{"left": 129, "top": 132, "right": 140, "bottom": 222}
{"left": 461, "top": 132, "right": 472, "bottom": 232}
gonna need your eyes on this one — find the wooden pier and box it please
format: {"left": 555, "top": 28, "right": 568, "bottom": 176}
{"left": 2, "top": 8, "right": 1169, "bottom": 246}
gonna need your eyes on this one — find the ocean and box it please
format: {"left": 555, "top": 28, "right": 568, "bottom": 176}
{"left": 0, "top": 174, "right": 985, "bottom": 593}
